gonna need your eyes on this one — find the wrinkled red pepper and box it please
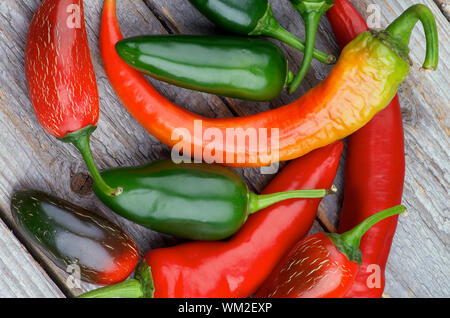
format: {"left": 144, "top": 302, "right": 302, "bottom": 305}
{"left": 327, "top": 0, "right": 405, "bottom": 298}
{"left": 25, "top": 0, "right": 120, "bottom": 196}
{"left": 78, "top": 141, "right": 343, "bottom": 298}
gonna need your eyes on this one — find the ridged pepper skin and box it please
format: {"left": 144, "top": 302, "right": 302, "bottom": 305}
{"left": 25, "top": 0, "right": 98, "bottom": 138}
{"left": 101, "top": 0, "right": 411, "bottom": 168}
{"left": 255, "top": 233, "right": 358, "bottom": 298}
{"left": 11, "top": 191, "right": 139, "bottom": 285}
{"left": 116, "top": 35, "right": 291, "bottom": 101}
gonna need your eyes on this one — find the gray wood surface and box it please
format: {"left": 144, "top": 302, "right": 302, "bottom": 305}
{"left": 0, "top": 217, "right": 64, "bottom": 297}
{"left": 0, "top": 0, "right": 448, "bottom": 297}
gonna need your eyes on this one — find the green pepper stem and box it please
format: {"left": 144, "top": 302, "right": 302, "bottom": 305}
{"left": 78, "top": 279, "right": 143, "bottom": 298}
{"left": 264, "top": 24, "right": 335, "bottom": 65}
{"left": 340, "top": 205, "right": 406, "bottom": 248}
{"left": 288, "top": 0, "right": 335, "bottom": 93}
{"left": 288, "top": 12, "right": 322, "bottom": 93}
{"left": 252, "top": 3, "right": 335, "bottom": 65}
{"left": 78, "top": 261, "right": 155, "bottom": 299}
{"left": 385, "top": 4, "right": 439, "bottom": 70}
{"left": 327, "top": 205, "right": 405, "bottom": 264}
{"left": 60, "top": 126, "right": 122, "bottom": 197}
{"left": 249, "top": 185, "right": 337, "bottom": 214}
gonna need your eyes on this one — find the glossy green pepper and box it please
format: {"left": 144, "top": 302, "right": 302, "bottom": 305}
{"left": 116, "top": 35, "right": 293, "bottom": 101}
{"left": 94, "top": 160, "right": 336, "bottom": 241}
{"left": 188, "top": 0, "right": 335, "bottom": 64}
{"left": 11, "top": 190, "right": 139, "bottom": 285}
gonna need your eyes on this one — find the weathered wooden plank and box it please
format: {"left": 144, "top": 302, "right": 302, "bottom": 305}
{"left": 0, "top": 215, "right": 64, "bottom": 298}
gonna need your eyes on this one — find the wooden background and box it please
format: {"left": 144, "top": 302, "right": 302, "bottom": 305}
{"left": 0, "top": 0, "right": 448, "bottom": 297}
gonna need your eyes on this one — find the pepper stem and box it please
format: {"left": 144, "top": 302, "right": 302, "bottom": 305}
{"left": 327, "top": 205, "right": 406, "bottom": 264}
{"left": 249, "top": 185, "right": 337, "bottom": 214}
{"left": 78, "top": 261, "right": 154, "bottom": 298}
{"left": 385, "top": 4, "right": 439, "bottom": 70}
{"left": 78, "top": 279, "right": 143, "bottom": 298}
{"left": 288, "top": 12, "right": 321, "bottom": 93}
{"left": 254, "top": 3, "right": 335, "bottom": 65}
{"left": 264, "top": 23, "right": 336, "bottom": 65}
{"left": 288, "top": 0, "right": 335, "bottom": 93}
{"left": 60, "top": 125, "right": 122, "bottom": 197}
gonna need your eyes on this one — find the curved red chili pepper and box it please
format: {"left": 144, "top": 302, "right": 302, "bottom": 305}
{"left": 25, "top": 0, "right": 119, "bottom": 196}
{"left": 78, "top": 141, "right": 343, "bottom": 298}
{"left": 327, "top": 0, "right": 405, "bottom": 298}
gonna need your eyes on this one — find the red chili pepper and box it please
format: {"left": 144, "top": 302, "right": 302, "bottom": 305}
{"left": 78, "top": 141, "right": 343, "bottom": 298}
{"left": 327, "top": 0, "right": 405, "bottom": 298}
{"left": 254, "top": 206, "right": 405, "bottom": 298}
{"left": 25, "top": 0, "right": 120, "bottom": 196}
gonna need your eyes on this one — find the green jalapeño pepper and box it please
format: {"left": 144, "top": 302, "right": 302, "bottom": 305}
{"left": 11, "top": 190, "right": 139, "bottom": 285}
{"left": 94, "top": 160, "right": 337, "bottom": 240}
{"left": 116, "top": 35, "right": 293, "bottom": 101}
{"left": 188, "top": 0, "right": 335, "bottom": 64}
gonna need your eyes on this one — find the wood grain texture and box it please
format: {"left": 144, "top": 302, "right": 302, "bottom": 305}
{"left": 434, "top": 0, "right": 450, "bottom": 20}
{"left": 0, "top": 217, "right": 64, "bottom": 298}
{"left": 0, "top": 0, "right": 448, "bottom": 298}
